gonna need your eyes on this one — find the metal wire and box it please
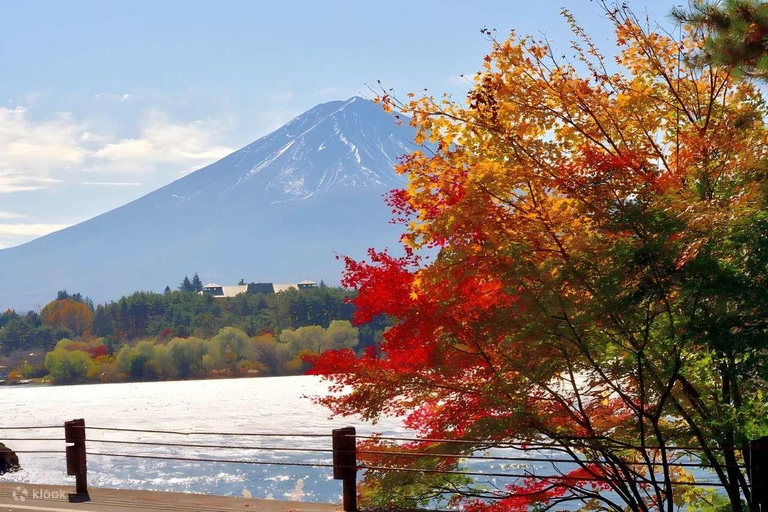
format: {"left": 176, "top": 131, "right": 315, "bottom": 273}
{"left": 86, "top": 452, "right": 335, "bottom": 468}
{"left": 351, "top": 434, "right": 746, "bottom": 452}
{"left": 74, "top": 439, "right": 745, "bottom": 470}
{"left": 65, "top": 425, "right": 749, "bottom": 452}
{"left": 0, "top": 425, "right": 60, "bottom": 430}
{"left": 11, "top": 450, "right": 65, "bottom": 454}
{"left": 0, "top": 423, "right": 746, "bottom": 452}
{"left": 82, "top": 452, "right": 729, "bottom": 489}
{"left": 88, "top": 438, "right": 334, "bottom": 453}
{"left": 2, "top": 427, "right": 744, "bottom": 469}
{"left": 83, "top": 426, "right": 332, "bottom": 437}
{"left": 355, "top": 449, "right": 747, "bottom": 469}
{"left": 358, "top": 464, "right": 731, "bottom": 487}
{"left": 74, "top": 438, "right": 745, "bottom": 470}
{"left": 0, "top": 437, "right": 64, "bottom": 441}
{"left": 1, "top": 422, "right": 746, "bottom": 493}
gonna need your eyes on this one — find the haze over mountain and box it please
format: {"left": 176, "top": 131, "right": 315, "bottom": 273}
{"left": 0, "top": 97, "right": 416, "bottom": 310}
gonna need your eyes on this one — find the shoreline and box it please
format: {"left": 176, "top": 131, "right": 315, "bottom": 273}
{"left": 0, "top": 372, "right": 319, "bottom": 389}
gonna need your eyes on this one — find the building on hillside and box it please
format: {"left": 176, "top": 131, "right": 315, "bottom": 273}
{"left": 202, "top": 282, "right": 224, "bottom": 296}
{"left": 297, "top": 279, "right": 318, "bottom": 290}
{"left": 247, "top": 282, "right": 275, "bottom": 294}
{"left": 201, "top": 280, "right": 318, "bottom": 298}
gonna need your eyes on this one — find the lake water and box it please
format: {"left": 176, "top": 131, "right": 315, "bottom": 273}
{"left": 0, "top": 376, "right": 414, "bottom": 503}
{"left": 0, "top": 375, "right": 720, "bottom": 507}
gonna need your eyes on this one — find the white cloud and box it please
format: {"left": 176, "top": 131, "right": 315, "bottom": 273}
{"left": 0, "top": 105, "right": 233, "bottom": 189}
{"left": 0, "top": 172, "right": 63, "bottom": 193}
{"left": 0, "top": 211, "right": 28, "bottom": 219}
{"left": 0, "top": 221, "right": 70, "bottom": 249}
{"left": 95, "top": 93, "right": 133, "bottom": 102}
{"left": 82, "top": 181, "right": 142, "bottom": 186}
{"left": 0, "top": 102, "right": 235, "bottom": 249}
{"left": 0, "top": 107, "right": 88, "bottom": 176}
{"left": 0, "top": 106, "right": 90, "bottom": 193}
{"left": 91, "top": 110, "right": 232, "bottom": 170}
{"left": 0, "top": 223, "right": 69, "bottom": 236}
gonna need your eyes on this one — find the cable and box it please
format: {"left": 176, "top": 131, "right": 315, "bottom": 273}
{"left": 355, "top": 450, "right": 747, "bottom": 469}
{"left": 86, "top": 452, "right": 335, "bottom": 468}
{"left": 358, "top": 464, "right": 730, "bottom": 487}
{"left": 0, "top": 425, "right": 60, "bottom": 430}
{"left": 351, "top": 435, "right": 746, "bottom": 452}
{"left": 10, "top": 450, "right": 65, "bottom": 454}
{"left": 0, "top": 437, "right": 65, "bottom": 441}
{"left": 83, "top": 426, "right": 331, "bottom": 438}
{"left": 88, "top": 439, "right": 334, "bottom": 453}
{"left": 83, "top": 452, "right": 730, "bottom": 488}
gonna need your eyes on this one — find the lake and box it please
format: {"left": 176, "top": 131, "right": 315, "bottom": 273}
{"left": 0, "top": 375, "right": 719, "bottom": 508}
{"left": 0, "top": 376, "right": 412, "bottom": 503}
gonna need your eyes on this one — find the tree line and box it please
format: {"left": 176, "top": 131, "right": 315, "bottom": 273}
{"left": 1, "top": 282, "right": 388, "bottom": 384}
{"left": 0, "top": 291, "right": 94, "bottom": 354}
{"left": 43, "top": 321, "right": 360, "bottom": 384}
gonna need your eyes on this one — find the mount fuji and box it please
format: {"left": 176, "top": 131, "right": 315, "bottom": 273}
{"left": 0, "top": 97, "right": 416, "bottom": 310}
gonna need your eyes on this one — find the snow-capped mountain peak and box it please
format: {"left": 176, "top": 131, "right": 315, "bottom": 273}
{"left": 158, "top": 97, "right": 414, "bottom": 206}
{"left": 0, "top": 98, "right": 417, "bottom": 309}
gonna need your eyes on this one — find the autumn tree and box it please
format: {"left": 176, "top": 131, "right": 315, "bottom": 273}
{"left": 40, "top": 298, "right": 93, "bottom": 337}
{"left": 246, "top": 333, "right": 290, "bottom": 375}
{"left": 281, "top": 320, "right": 358, "bottom": 355}
{"left": 44, "top": 348, "right": 92, "bottom": 383}
{"left": 204, "top": 326, "right": 248, "bottom": 373}
{"left": 310, "top": 5, "right": 768, "bottom": 511}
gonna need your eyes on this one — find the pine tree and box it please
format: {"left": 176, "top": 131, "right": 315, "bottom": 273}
{"left": 191, "top": 273, "right": 203, "bottom": 292}
{"left": 675, "top": 0, "right": 768, "bottom": 78}
{"left": 163, "top": 286, "right": 171, "bottom": 295}
{"left": 179, "top": 276, "right": 193, "bottom": 292}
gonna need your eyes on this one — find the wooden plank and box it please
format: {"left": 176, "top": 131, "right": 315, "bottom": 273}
{"left": 0, "top": 483, "right": 339, "bottom": 512}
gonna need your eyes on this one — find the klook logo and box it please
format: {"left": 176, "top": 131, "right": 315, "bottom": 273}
{"left": 12, "top": 486, "right": 67, "bottom": 501}
{"left": 12, "top": 486, "right": 27, "bottom": 502}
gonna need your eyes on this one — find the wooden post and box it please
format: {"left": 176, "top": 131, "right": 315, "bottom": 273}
{"left": 750, "top": 436, "right": 768, "bottom": 511}
{"left": 332, "top": 426, "right": 357, "bottom": 512}
{"left": 64, "top": 419, "right": 89, "bottom": 502}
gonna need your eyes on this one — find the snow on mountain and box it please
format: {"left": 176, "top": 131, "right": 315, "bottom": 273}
{"left": 0, "top": 97, "right": 416, "bottom": 310}
{"left": 150, "top": 96, "right": 412, "bottom": 207}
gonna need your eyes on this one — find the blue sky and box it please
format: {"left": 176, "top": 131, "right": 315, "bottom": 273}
{"left": 0, "top": 0, "right": 680, "bottom": 248}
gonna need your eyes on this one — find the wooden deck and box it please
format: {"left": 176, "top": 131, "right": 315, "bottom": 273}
{"left": 0, "top": 483, "right": 340, "bottom": 512}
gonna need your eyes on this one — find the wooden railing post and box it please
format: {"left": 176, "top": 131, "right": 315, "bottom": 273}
{"left": 64, "top": 418, "right": 89, "bottom": 502}
{"left": 332, "top": 426, "right": 357, "bottom": 512}
{"left": 750, "top": 436, "right": 768, "bottom": 511}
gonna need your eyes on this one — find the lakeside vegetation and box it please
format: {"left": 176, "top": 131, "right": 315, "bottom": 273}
{"left": 0, "top": 283, "right": 387, "bottom": 384}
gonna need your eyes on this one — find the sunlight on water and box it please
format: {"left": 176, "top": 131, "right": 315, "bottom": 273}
{"left": 0, "top": 376, "right": 408, "bottom": 502}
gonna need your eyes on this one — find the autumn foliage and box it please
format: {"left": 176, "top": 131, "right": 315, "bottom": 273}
{"left": 40, "top": 298, "right": 93, "bottom": 337}
{"left": 310, "top": 4, "right": 768, "bottom": 511}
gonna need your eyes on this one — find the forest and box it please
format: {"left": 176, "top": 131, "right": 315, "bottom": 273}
{"left": 0, "top": 283, "right": 387, "bottom": 384}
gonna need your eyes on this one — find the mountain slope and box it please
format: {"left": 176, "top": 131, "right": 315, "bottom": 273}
{"left": 0, "top": 98, "right": 414, "bottom": 310}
